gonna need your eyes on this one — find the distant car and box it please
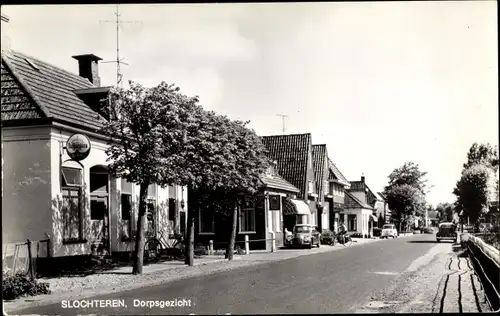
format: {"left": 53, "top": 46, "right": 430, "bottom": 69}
{"left": 436, "top": 222, "right": 457, "bottom": 242}
{"left": 381, "top": 224, "right": 398, "bottom": 239}
{"left": 290, "top": 224, "right": 321, "bottom": 249}
{"left": 423, "top": 227, "right": 435, "bottom": 234}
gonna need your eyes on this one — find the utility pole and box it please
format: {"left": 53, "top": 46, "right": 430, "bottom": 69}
{"left": 100, "top": 5, "right": 142, "bottom": 87}
{"left": 276, "top": 114, "right": 288, "bottom": 135}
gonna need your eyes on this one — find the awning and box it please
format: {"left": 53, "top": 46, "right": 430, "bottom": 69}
{"left": 370, "top": 214, "right": 378, "bottom": 222}
{"left": 283, "top": 198, "right": 312, "bottom": 216}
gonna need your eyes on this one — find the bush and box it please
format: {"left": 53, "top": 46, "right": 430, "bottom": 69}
{"left": 2, "top": 272, "right": 51, "bottom": 301}
{"left": 320, "top": 230, "right": 335, "bottom": 245}
{"left": 373, "top": 228, "right": 382, "bottom": 237}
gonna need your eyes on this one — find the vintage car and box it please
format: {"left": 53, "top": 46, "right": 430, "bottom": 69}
{"left": 436, "top": 222, "right": 457, "bottom": 242}
{"left": 381, "top": 224, "right": 398, "bottom": 239}
{"left": 285, "top": 224, "right": 321, "bottom": 249}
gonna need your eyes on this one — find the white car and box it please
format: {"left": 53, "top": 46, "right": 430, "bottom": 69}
{"left": 381, "top": 224, "right": 398, "bottom": 239}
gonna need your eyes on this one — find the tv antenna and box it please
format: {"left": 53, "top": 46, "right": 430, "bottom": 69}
{"left": 276, "top": 114, "right": 288, "bottom": 135}
{"left": 100, "top": 5, "right": 142, "bottom": 87}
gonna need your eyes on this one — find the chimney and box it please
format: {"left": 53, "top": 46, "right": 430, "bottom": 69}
{"left": 361, "top": 173, "right": 365, "bottom": 183}
{"left": 72, "top": 54, "right": 102, "bottom": 87}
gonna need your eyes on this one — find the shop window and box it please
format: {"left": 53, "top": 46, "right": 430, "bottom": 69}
{"left": 90, "top": 199, "right": 106, "bottom": 220}
{"left": 121, "top": 194, "right": 132, "bottom": 220}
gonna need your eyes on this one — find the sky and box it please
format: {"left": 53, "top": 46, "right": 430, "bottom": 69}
{"left": 1, "top": 2, "right": 498, "bottom": 206}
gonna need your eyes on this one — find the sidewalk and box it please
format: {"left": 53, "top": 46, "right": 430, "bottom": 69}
{"left": 4, "top": 236, "right": 382, "bottom": 312}
{"left": 356, "top": 241, "right": 492, "bottom": 313}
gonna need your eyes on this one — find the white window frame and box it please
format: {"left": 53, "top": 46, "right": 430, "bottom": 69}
{"left": 308, "top": 181, "right": 314, "bottom": 194}
{"left": 239, "top": 200, "right": 256, "bottom": 234}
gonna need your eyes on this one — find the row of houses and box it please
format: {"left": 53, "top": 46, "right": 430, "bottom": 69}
{"left": 1, "top": 17, "right": 393, "bottom": 259}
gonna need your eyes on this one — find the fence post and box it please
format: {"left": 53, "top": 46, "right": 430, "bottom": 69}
{"left": 27, "top": 239, "right": 35, "bottom": 280}
{"left": 244, "top": 235, "right": 249, "bottom": 255}
{"left": 209, "top": 240, "right": 214, "bottom": 255}
{"left": 271, "top": 232, "right": 276, "bottom": 252}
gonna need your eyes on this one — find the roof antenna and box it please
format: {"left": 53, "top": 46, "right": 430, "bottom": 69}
{"left": 100, "top": 5, "right": 142, "bottom": 87}
{"left": 276, "top": 114, "right": 288, "bottom": 135}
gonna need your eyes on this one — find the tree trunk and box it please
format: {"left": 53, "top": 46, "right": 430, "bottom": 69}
{"left": 185, "top": 185, "right": 196, "bottom": 266}
{"left": 132, "top": 182, "right": 149, "bottom": 275}
{"left": 226, "top": 199, "right": 238, "bottom": 260}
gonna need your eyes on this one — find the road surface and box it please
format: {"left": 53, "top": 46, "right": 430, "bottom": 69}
{"left": 13, "top": 234, "right": 443, "bottom": 315}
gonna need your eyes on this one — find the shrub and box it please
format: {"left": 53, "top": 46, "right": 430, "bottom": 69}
{"left": 2, "top": 272, "right": 51, "bottom": 301}
{"left": 320, "top": 230, "right": 335, "bottom": 245}
{"left": 373, "top": 228, "right": 382, "bottom": 237}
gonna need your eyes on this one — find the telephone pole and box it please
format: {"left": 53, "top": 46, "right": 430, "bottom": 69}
{"left": 276, "top": 114, "right": 288, "bottom": 135}
{"left": 100, "top": 5, "right": 142, "bottom": 87}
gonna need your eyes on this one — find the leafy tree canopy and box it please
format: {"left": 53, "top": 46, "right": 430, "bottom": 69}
{"left": 435, "top": 202, "right": 455, "bottom": 222}
{"left": 386, "top": 161, "right": 428, "bottom": 194}
{"left": 385, "top": 184, "right": 426, "bottom": 220}
{"left": 462, "top": 142, "right": 499, "bottom": 171}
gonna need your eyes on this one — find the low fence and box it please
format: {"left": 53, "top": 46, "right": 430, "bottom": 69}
{"left": 2, "top": 239, "right": 50, "bottom": 279}
{"left": 462, "top": 233, "right": 500, "bottom": 312}
{"left": 206, "top": 232, "right": 278, "bottom": 255}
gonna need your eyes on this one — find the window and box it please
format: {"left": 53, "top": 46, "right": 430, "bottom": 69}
{"left": 199, "top": 208, "right": 215, "bottom": 234}
{"left": 146, "top": 199, "right": 156, "bottom": 236}
{"left": 61, "top": 167, "right": 82, "bottom": 187}
{"left": 90, "top": 199, "right": 106, "bottom": 220}
{"left": 239, "top": 199, "right": 256, "bottom": 233}
{"left": 269, "top": 195, "right": 280, "bottom": 211}
{"left": 348, "top": 214, "right": 357, "bottom": 231}
{"left": 121, "top": 194, "right": 132, "bottom": 220}
{"left": 62, "top": 187, "right": 83, "bottom": 242}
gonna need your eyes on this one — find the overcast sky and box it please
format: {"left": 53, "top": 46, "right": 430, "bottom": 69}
{"left": 2, "top": 2, "right": 498, "bottom": 206}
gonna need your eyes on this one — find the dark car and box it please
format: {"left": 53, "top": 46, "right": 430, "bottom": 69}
{"left": 290, "top": 224, "right": 321, "bottom": 249}
{"left": 436, "top": 222, "right": 457, "bottom": 242}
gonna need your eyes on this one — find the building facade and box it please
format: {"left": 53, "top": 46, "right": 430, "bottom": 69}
{"left": 1, "top": 50, "right": 187, "bottom": 258}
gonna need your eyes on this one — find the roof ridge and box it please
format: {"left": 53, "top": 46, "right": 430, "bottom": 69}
{"left": 262, "top": 133, "right": 312, "bottom": 138}
{"left": 9, "top": 50, "right": 94, "bottom": 87}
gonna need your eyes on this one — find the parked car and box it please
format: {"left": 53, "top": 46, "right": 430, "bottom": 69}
{"left": 423, "top": 227, "right": 435, "bottom": 234}
{"left": 436, "top": 222, "right": 457, "bottom": 242}
{"left": 289, "top": 224, "right": 321, "bottom": 249}
{"left": 381, "top": 224, "right": 398, "bottom": 239}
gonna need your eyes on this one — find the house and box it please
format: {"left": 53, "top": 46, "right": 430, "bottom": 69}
{"left": 1, "top": 50, "right": 187, "bottom": 260}
{"left": 261, "top": 134, "right": 318, "bottom": 231}
{"left": 322, "top": 156, "right": 351, "bottom": 233}
{"left": 343, "top": 175, "right": 378, "bottom": 237}
{"left": 193, "top": 163, "right": 300, "bottom": 250}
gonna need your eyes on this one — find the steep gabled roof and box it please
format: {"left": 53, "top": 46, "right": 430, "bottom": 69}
{"left": 261, "top": 133, "right": 312, "bottom": 200}
{"left": 1, "top": 50, "right": 107, "bottom": 131}
{"left": 312, "top": 144, "right": 328, "bottom": 197}
{"left": 260, "top": 172, "right": 300, "bottom": 193}
{"left": 327, "top": 158, "right": 350, "bottom": 186}
{"left": 345, "top": 191, "right": 375, "bottom": 210}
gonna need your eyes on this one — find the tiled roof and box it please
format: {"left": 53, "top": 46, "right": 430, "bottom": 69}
{"left": 345, "top": 191, "right": 375, "bottom": 210}
{"left": 260, "top": 173, "right": 300, "bottom": 193}
{"left": 327, "top": 158, "right": 350, "bottom": 186}
{"left": 1, "top": 50, "right": 106, "bottom": 131}
{"left": 261, "top": 133, "right": 312, "bottom": 200}
{"left": 312, "top": 144, "right": 327, "bottom": 198}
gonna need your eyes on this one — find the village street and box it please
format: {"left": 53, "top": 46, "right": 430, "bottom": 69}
{"left": 11, "top": 233, "right": 489, "bottom": 315}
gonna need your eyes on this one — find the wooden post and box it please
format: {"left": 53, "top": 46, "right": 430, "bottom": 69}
{"left": 27, "top": 239, "right": 35, "bottom": 280}
{"left": 209, "top": 240, "right": 214, "bottom": 255}
{"left": 244, "top": 235, "right": 249, "bottom": 255}
{"left": 271, "top": 232, "right": 276, "bottom": 252}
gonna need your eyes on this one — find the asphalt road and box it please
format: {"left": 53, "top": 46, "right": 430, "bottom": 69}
{"left": 14, "top": 234, "right": 439, "bottom": 315}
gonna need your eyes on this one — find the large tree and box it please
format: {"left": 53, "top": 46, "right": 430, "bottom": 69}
{"left": 102, "top": 81, "right": 269, "bottom": 272}
{"left": 462, "top": 142, "right": 499, "bottom": 170}
{"left": 384, "top": 162, "right": 428, "bottom": 231}
{"left": 387, "top": 161, "right": 428, "bottom": 194}
{"left": 386, "top": 184, "right": 426, "bottom": 231}
{"left": 453, "top": 163, "right": 496, "bottom": 225}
